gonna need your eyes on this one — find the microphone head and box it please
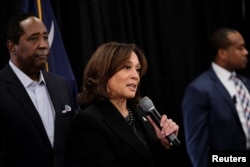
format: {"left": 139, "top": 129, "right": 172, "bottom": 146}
{"left": 139, "top": 96, "right": 155, "bottom": 112}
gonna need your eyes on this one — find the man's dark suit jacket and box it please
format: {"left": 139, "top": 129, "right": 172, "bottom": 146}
{"left": 0, "top": 64, "right": 76, "bottom": 167}
{"left": 182, "top": 67, "right": 250, "bottom": 167}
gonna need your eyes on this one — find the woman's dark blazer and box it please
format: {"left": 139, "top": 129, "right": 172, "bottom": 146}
{"left": 69, "top": 100, "right": 172, "bottom": 167}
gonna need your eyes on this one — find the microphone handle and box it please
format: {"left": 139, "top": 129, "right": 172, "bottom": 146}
{"left": 149, "top": 109, "right": 181, "bottom": 146}
{"left": 167, "top": 133, "right": 181, "bottom": 146}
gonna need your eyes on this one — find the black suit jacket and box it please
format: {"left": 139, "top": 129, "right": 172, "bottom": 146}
{"left": 0, "top": 64, "right": 76, "bottom": 167}
{"left": 69, "top": 100, "right": 175, "bottom": 167}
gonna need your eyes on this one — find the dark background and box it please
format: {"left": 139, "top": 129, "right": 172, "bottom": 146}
{"left": 1, "top": 0, "right": 250, "bottom": 166}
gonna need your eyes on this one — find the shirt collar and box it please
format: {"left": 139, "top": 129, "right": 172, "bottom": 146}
{"left": 211, "top": 62, "right": 234, "bottom": 81}
{"left": 9, "top": 60, "right": 46, "bottom": 88}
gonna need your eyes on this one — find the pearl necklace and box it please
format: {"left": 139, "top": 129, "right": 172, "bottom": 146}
{"left": 127, "top": 107, "right": 135, "bottom": 126}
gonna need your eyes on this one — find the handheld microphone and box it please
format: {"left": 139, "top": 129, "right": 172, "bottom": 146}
{"left": 139, "top": 96, "right": 181, "bottom": 146}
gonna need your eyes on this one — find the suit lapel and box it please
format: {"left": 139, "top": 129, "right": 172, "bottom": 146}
{"left": 43, "top": 71, "right": 75, "bottom": 150}
{"left": 210, "top": 69, "right": 242, "bottom": 123}
{"left": 42, "top": 72, "right": 61, "bottom": 117}
{"left": 99, "top": 102, "right": 152, "bottom": 161}
{"left": 42, "top": 72, "right": 64, "bottom": 145}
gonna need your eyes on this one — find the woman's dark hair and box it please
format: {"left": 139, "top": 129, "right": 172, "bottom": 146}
{"left": 78, "top": 42, "right": 148, "bottom": 108}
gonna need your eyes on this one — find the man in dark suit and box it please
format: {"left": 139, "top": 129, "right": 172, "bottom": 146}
{"left": 0, "top": 13, "right": 76, "bottom": 167}
{"left": 182, "top": 28, "right": 250, "bottom": 167}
